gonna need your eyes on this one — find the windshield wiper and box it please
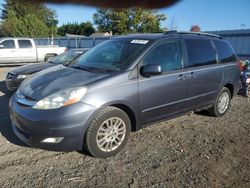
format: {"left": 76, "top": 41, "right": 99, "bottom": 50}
{"left": 71, "top": 65, "right": 95, "bottom": 72}
{"left": 71, "top": 64, "right": 117, "bottom": 74}
{"left": 84, "top": 66, "right": 116, "bottom": 73}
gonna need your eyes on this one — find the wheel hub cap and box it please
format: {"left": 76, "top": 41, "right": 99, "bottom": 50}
{"left": 96, "top": 117, "right": 126, "bottom": 152}
{"left": 218, "top": 92, "right": 230, "bottom": 114}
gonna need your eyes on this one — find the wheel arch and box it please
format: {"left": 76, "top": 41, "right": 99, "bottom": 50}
{"left": 223, "top": 83, "right": 234, "bottom": 98}
{"left": 44, "top": 53, "right": 57, "bottom": 61}
{"left": 110, "top": 103, "right": 138, "bottom": 132}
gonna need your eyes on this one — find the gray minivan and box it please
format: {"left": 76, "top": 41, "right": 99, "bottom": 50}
{"left": 9, "top": 31, "right": 241, "bottom": 158}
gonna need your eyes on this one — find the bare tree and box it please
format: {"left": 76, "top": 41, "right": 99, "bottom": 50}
{"left": 168, "top": 16, "right": 178, "bottom": 30}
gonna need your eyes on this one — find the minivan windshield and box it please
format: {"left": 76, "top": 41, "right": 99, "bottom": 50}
{"left": 71, "top": 39, "right": 152, "bottom": 71}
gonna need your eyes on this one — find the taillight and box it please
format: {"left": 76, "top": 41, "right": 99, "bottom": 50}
{"left": 237, "top": 59, "right": 242, "bottom": 71}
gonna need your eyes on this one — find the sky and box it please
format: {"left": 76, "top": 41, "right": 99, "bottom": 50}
{"left": 0, "top": 0, "right": 250, "bottom": 31}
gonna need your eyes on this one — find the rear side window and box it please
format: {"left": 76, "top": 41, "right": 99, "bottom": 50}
{"left": 185, "top": 39, "right": 217, "bottom": 67}
{"left": 213, "top": 40, "right": 236, "bottom": 63}
{"left": 0, "top": 40, "right": 15, "bottom": 49}
{"left": 18, "top": 40, "right": 32, "bottom": 48}
{"left": 143, "top": 41, "right": 182, "bottom": 73}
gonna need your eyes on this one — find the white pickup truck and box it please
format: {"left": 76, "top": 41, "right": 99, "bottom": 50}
{"left": 0, "top": 38, "right": 67, "bottom": 65}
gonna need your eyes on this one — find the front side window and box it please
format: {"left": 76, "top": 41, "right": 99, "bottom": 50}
{"left": 18, "top": 40, "right": 32, "bottom": 48}
{"left": 143, "top": 41, "right": 182, "bottom": 72}
{"left": 213, "top": 40, "right": 236, "bottom": 63}
{"left": 185, "top": 39, "right": 217, "bottom": 67}
{"left": 0, "top": 40, "right": 15, "bottom": 49}
{"left": 72, "top": 39, "right": 152, "bottom": 71}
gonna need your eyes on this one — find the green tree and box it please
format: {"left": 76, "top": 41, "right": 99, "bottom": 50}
{"left": 57, "top": 21, "right": 95, "bottom": 36}
{"left": 0, "top": 0, "right": 58, "bottom": 37}
{"left": 93, "top": 8, "right": 166, "bottom": 34}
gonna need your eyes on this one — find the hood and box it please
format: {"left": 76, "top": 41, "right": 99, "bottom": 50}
{"left": 11, "top": 62, "right": 54, "bottom": 75}
{"left": 18, "top": 65, "right": 109, "bottom": 100}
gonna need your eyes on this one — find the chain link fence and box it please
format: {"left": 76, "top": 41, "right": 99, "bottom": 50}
{"left": 34, "top": 36, "right": 113, "bottom": 49}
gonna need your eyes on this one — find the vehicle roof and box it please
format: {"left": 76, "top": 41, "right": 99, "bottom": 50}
{"left": 115, "top": 34, "right": 164, "bottom": 40}
{"left": 114, "top": 31, "right": 223, "bottom": 41}
{"left": 0, "top": 37, "right": 33, "bottom": 40}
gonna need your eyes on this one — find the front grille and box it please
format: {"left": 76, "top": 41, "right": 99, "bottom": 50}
{"left": 15, "top": 91, "right": 37, "bottom": 107}
{"left": 7, "top": 72, "right": 16, "bottom": 79}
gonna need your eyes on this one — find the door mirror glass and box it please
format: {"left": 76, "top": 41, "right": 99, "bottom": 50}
{"left": 140, "top": 64, "right": 162, "bottom": 77}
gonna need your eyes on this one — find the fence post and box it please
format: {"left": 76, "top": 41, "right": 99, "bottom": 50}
{"left": 93, "top": 37, "right": 96, "bottom": 47}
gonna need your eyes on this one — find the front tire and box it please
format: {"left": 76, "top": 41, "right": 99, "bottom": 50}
{"left": 208, "top": 87, "right": 231, "bottom": 117}
{"left": 85, "top": 106, "right": 131, "bottom": 158}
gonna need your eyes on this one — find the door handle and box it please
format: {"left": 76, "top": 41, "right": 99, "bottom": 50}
{"left": 189, "top": 72, "right": 197, "bottom": 78}
{"left": 178, "top": 74, "right": 186, "bottom": 80}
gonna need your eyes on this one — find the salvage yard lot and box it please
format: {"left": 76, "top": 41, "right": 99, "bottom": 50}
{"left": 0, "top": 67, "right": 249, "bottom": 187}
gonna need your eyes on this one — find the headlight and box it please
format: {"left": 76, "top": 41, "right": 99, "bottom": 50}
{"left": 33, "top": 87, "right": 87, "bottom": 109}
{"left": 17, "top": 74, "right": 28, "bottom": 79}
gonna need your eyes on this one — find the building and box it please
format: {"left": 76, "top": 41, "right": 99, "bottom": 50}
{"left": 90, "top": 31, "right": 113, "bottom": 37}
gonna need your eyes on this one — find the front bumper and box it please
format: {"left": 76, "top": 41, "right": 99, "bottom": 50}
{"left": 9, "top": 96, "right": 97, "bottom": 151}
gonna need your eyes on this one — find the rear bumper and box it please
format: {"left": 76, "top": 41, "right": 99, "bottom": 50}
{"left": 9, "top": 95, "right": 97, "bottom": 151}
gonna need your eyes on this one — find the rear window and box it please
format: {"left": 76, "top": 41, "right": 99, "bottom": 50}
{"left": 185, "top": 39, "right": 217, "bottom": 67}
{"left": 18, "top": 40, "right": 32, "bottom": 48}
{"left": 213, "top": 40, "right": 236, "bottom": 63}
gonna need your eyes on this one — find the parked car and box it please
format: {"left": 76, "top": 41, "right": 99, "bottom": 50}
{"left": 0, "top": 38, "right": 67, "bottom": 65}
{"left": 5, "top": 48, "right": 89, "bottom": 90}
{"left": 239, "top": 56, "right": 250, "bottom": 80}
{"left": 9, "top": 31, "right": 240, "bottom": 158}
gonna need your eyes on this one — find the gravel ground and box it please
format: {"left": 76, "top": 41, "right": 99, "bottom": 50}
{"left": 0, "top": 67, "right": 249, "bottom": 187}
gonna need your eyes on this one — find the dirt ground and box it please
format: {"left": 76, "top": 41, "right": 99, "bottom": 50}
{"left": 0, "top": 67, "right": 249, "bottom": 188}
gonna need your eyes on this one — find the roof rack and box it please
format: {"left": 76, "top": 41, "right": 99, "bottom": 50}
{"left": 163, "top": 30, "right": 178, "bottom": 35}
{"left": 178, "top": 31, "right": 222, "bottom": 39}
{"left": 163, "top": 30, "right": 222, "bottom": 39}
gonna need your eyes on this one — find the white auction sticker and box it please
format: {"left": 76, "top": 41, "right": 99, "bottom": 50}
{"left": 130, "top": 39, "right": 149, "bottom": 44}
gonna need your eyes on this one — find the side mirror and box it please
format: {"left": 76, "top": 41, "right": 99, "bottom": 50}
{"left": 0, "top": 44, "right": 4, "bottom": 48}
{"left": 140, "top": 64, "right": 162, "bottom": 77}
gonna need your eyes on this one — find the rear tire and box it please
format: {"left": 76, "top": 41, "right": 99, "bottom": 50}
{"left": 208, "top": 87, "right": 231, "bottom": 117}
{"left": 246, "top": 85, "right": 250, "bottom": 98}
{"left": 84, "top": 106, "right": 131, "bottom": 158}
